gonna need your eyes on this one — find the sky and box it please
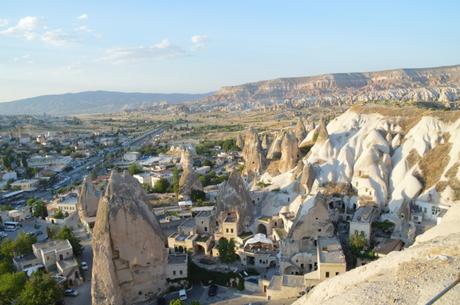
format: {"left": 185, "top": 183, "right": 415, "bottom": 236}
{"left": 0, "top": 0, "right": 459, "bottom": 102}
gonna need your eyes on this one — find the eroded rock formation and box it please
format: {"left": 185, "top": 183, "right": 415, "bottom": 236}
{"left": 267, "top": 132, "right": 284, "bottom": 160}
{"left": 78, "top": 176, "right": 99, "bottom": 218}
{"left": 179, "top": 149, "right": 203, "bottom": 198}
{"left": 91, "top": 171, "right": 167, "bottom": 305}
{"left": 242, "top": 128, "right": 266, "bottom": 176}
{"left": 294, "top": 118, "right": 307, "bottom": 143}
{"left": 279, "top": 131, "right": 299, "bottom": 173}
{"left": 216, "top": 170, "right": 254, "bottom": 233}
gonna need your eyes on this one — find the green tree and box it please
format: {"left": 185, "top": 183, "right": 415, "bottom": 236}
{"left": 0, "top": 259, "right": 14, "bottom": 275}
{"left": 16, "top": 271, "right": 63, "bottom": 305}
{"left": 349, "top": 231, "right": 367, "bottom": 255}
{"left": 55, "top": 226, "right": 83, "bottom": 257}
{"left": 222, "top": 138, "right": 238, "bottom": 152}
{"left": 169, "top": 299, "right": 184, "bottom": 305}
{"left": 190, "top": 189, "right": 206, "bottom": 203}
{"left": 33, "top": 200, "right": 48, "bottom": 218}
{"left": 217, "top": 238, "right": 238, "bottom": 263}
{"left": 53, "top": 209, "right": 65, "bottom": 219}
{"left": 0, "top": 272, "right": 27, "bottom": 304}
{"left": 152, "top": 178, "right": 170, "bottom": 193}
{"left": 237, "top": 277, "right": 245, "bottom": 291}
{"left": 14, "top": 232, "right": 37, "bottom": 257}
{"left": 171, "top": 166, "right": 180, "bottom": 198}
{"left": 0, "top": 239, "right": 15, "bottom": 259}
{"left": 128, "top": 163, "right": 143, "bottom": 175}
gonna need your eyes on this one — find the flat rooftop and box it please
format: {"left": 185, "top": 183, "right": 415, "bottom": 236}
{"left": 318, "top": 237, "right": 345, "bottom": 264}
{"left": 168, "top": 254, "right": 187, "bottom": 265}
{"left": 352, "top": 205, "right": 379, "bottom": 223}
{"left": 196, "top": 210, "right": 212, "bottom": 218}
{"left": 33, "top": 239, "right": 72, "bottom": 252}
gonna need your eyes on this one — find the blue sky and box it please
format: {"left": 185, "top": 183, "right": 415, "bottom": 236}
{"left": 0, "top": 0, "right": 459, "bottom": 101}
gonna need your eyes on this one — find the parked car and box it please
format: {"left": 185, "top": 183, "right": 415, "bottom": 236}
{"left": 178, "top": 289, "right": 187, "bottom": 301}
{"left": 0, "top": 231, "right": 8, "bottom": 238}
{"left": 80, "top": 261, "right": 89, "bottom": 270}
{"left": 157, "top": 297, "right": 166, "bottom": 305}
{"left": 208, "top": 284, "right": 218, "bottom": 297}
{"left": 64, "top": 289, "right": 79, "bottom": 297}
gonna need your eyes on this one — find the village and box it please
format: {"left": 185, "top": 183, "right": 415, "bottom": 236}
{"left": 2, "top": 103, "right": 455, "bottom": 305}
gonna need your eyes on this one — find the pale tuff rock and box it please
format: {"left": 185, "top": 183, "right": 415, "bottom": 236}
{"left": 216, "top": 170, "right": 254, "bottom": 233}
{"left": 267, "top": 132, "right": 284, "bottom": 160}
{"left": 78, "top": 176, "right": 99, "bottom": 218}
{"left": 300, "top": 163, "right": 316, "bottom": 194}
{"left": 179, "top": 149, "right": 203, "bottom": 197}
{"left": 293, "top": 204, "right": 460, "bottom": 305}
{"left": 242, "top": 128, "right": 266, "bottom": 176}
{"left": 294, "top": 118, "right": 307, "bottom": 143}
{"left": 236, "top": 133, "right": 244, "bottom": 149}
{"left": 91, "top": 171, "right": 167, "bottom": 305}
{"left": 288, "top": 195, "right": 334, "bottom": 241}
{"left": 261, "top": 133, "right": 271, "bottom": 150}
{"left": 279, "top": 131, "right": 299, "bottom": 173}
{"left": 298, "top": 118, "right": 329, "bottom": 148}
{"left": 316, "top": 118, "right": 329, "bottom": 143}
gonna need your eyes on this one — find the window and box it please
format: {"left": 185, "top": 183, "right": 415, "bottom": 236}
{"left": 173, "top": 271, "right": 176, "bottom": 275}
{"left": 204, "top": 227, "right": 208, "bottom": 232}
{"left": 179, "top": 270, "right": 183, "bottom": 275}
{"left": 226, "top": 229, "right": 229, "bottom": 233}
{"left": 326, "top": 272, "right": 330, "bottom": 278}
{"left": 335, "top": 272, "right": 339, "bottom": 275}
{"left": 231, "top": 229, "right": 234, "bottom": 233}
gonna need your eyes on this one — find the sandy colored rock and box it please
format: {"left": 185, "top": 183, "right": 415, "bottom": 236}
{"left": 216, "top": 170, "right": 254, "bottom": 233}
{"left": 261, "top": 133, "right": 271, "bottom": 150}
{"left": 279, "top": 131, "right": 299, "bottom": 173}
{"left": 236, "top": 133, "right": 244, "bottom": 149}
{"left": 78, "top": 176, "right": 99, "bottom": 217}
{"left": 242, "top": 128, "right": 266, "bottom": 176}
{"left": 179, "top": 149, "right": 203, "bottom": 197}
{"left": 300, "top": 162, "right": 316, "bottom": 194}
{"left": 91, "top": 171, "right": 167, "bottom": 305}
{"left": 293, "top": 203, "right": 460, "bottom": 305}
{"left": 267, "top": 132, "right": 284, "bottom": 160}
{"left": 294, "top": 118, "right": 307, "bottom": 143}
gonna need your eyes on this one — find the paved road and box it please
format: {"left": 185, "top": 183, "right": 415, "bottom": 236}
{"left": 64, "top": 235, "right": 93, "bottom": 305}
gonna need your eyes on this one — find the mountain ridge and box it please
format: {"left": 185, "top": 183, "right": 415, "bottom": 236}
{"left": 0, "top": 90, "right": 211, "bottom": 115}
{"left": 204, "top": 64, "right": 460, "bottom": 108}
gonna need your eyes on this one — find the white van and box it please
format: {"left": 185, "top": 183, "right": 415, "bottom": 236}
{"left": 178, "top": 289, "right": 187, "bottom": 301}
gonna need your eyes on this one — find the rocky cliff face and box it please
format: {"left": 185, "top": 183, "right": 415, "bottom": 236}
{"left": 78, "top": 176, "right": 99, "bottom": 218}
{"left": 91, "top": 171, "right": 167, "bottom": 305}
{"left": 203, "top": 65, "right": 460, "bottom": 108}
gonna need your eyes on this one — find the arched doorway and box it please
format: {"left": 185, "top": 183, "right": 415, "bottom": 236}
{"left": 256, "top": 223, "right": 267, "bottom": 235}
{"left": 195, "top": 244, "right": 205, "bottom": 255}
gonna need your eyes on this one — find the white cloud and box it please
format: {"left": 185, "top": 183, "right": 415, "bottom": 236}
{"left": 101, "top": 39, "right": 187, "bottom": 64}
{"left": 77, "top": 25, "right": 92, "bottom": 33}
{"left": 191, "top": 35, "right": 208, "bottom": 49}
{"left": 0, "top": 16, "right": 40, "bottom": 40}
{"left": 13, "top": 54, "right": 33, "bottom": 64}
{"left": 78, "top": 14, "right": 88, "bottom": 21}
{"left": 41, "top": 29, "right": 76, "bottom": 46}
{"left": 0, "top": 18, "right": 8, "bottom": 27}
